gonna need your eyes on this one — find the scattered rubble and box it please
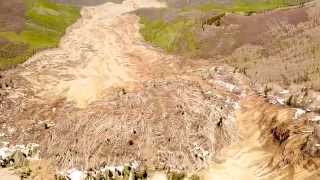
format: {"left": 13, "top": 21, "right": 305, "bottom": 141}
{"left": 0, "top": 143, "right": 40, "bottom": 168}
{"left": 56, "top": 163, "right": 201, "bottom": 180}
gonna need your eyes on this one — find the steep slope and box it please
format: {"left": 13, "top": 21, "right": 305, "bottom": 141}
{"left": 0, "top": 0, "right": 319, "bottom": 179}
{"left": 0, "top": 0, "right": 80, "bottom": 70}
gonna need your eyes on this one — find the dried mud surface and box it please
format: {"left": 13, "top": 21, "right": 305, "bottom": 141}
{"left": 0, "top": 0, "right": 320, "bottom": 179}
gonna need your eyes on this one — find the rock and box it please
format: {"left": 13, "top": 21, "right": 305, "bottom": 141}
{"left": 55, "top": 174, "right": 69, "bottom": 180}
{"left": 26, "top": 144, "right": 40, "bottom": 158}
{"left": 84, "top": 174, "right": 96, "bottom": 180}
{"left": 201, "top": 13, "right": 226, "bottom": 30}
{"left": 0, "top": 158, "right": 10, "bottom": 168}
{"left": 10, "top": 150, "right": 28, "bottom": 168}
{"left": 18, "top": 167, "right": 32, "bottom": 179}
{"left": 271, "top": 127, "right": 290, "bottom": 144}
{"left": 189, "top": 174, "right": 200, "bottom": 180}
{"left": 123, "top": 165, "right": 133, "bottom": 179}
{"left": 134, "top": 168, "right": 147, "bottom": 179}
{"left": 95, "top": 172, "right": 107, "bottom": 180}
{"left": 168, "top": 172, "right": 185, "bottom": 180}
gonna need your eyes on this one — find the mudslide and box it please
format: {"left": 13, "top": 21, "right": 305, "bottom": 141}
{"left": 1, "top": 0, "right": 320, "bottom": 179}
{"left": 16, "top": 0, "right": 167, "bottom": 107}
{"left": 203, "top": 95, "right": 320, "bottom": 180}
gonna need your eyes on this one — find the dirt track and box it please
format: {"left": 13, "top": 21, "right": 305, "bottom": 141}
{"left": 1, "top": 0, "right": 320, "bottom": 179}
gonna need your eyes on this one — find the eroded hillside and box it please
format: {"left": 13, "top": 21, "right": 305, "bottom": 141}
{"left": 0, "top": 0, "right": 319, "bottom": 180}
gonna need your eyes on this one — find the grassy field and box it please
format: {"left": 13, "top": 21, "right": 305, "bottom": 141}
{"left": 193, "top": 0, "right": 307, "bottom": 13}
{"left": 0, "top": 0, "right": 80, "bottom": 70}
{"left": 140, "top": 17, "right": 198, "bottom": 53}
{"left": 139, "top": 0, "right": 308, "bottom": 54}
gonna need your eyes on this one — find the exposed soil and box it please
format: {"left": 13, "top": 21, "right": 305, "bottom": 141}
{"left": 137, "top": 0, "right": 320, "bottom": 113}
{"left": 0, "top": 39, "right": 7, "bottom": 47}
{"left": 0, "top": 169, "right": 20, "bottom": 180}
{"left": 0, "top": 0, "right": 26, "bottom": 32}
{"left": 0, "top": 0, "right": 320, "bottom": 179}
{"left": 202, "top": 95, "right": 320, "bottom": 180}
{"left": 1, "top": 0, "right": 243, "bottom": 171}
{"left": 221, "top": 2, "right": 320, "bottom": 110}
{"left": 197, "top": 7, "right": 310, "bottom": 57}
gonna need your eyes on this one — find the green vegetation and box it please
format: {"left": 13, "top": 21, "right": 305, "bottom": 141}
{"left": 140, "top": 0, "right": 307, "bottom": 54}
{"left": 191, "top": 0, "right": 307, "bottom": 13}
{"left": 0, "top": 0, "right": 80, "bottom": 69}
{"left": 140, "top": 17, "right": 198, "bottom": 53}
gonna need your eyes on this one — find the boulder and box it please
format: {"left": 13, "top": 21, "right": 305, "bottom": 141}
{"left": 10, "top": 150, "right": 28, "bottom": 168}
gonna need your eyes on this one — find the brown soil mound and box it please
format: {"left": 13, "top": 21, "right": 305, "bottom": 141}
{"left": 0, "top": 0, "right": 26, "bottom": 32}
{"left": 41, "top": 74, "right": 241, "bottom": 170}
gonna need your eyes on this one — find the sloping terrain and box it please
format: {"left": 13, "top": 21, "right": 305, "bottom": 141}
{"left": 138, "top": 0, "right": 320, "bottom": 113}
{"left": 202, "top": 95, "right": 320, "bottom": 180}
{"left": 0, "top": 0, "right": 320, "bottom": 180}
{"left": 50, "top": 0, "right": 121, "bottom": 6}
{"left": 0, "top": 0, "right": 26, "bottom": 32}
{"left": 0, "top": 0, "right": 80, "bottom": 70}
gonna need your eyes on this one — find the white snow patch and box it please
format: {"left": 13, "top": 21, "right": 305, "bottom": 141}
{"left": 67, "top": 169, "right": 85, "bottom": 180}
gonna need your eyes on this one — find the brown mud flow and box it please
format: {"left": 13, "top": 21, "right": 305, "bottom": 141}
{"left": 202, "top": 95, "right": 320, "bottom": 179}
{"left": 0, "top": 0, "right": 319, "bottom": 179}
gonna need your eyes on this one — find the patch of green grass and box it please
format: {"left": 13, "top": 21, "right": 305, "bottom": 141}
{"left": 0, "top": 0, "right": 80, "bottom": 69}
{"left": 140, "top": 17, "right": 198, "bottom": 53}
{"left": 26, "top": 0, "right": 80, "bottom": 33}
{"left": 140, "top": 0, "right": 307, "bottom": 55}
{"left": 196, "top": 0, "right": 307, "bottom": 13}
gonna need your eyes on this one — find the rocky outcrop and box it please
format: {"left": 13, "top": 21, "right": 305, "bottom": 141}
{"left": 201, "top": 12, "right": 226, "bottom": 30}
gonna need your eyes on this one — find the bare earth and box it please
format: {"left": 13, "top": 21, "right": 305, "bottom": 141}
{"left": 0, "top": 169, "right": 19, "bottom": 180}
{"left": 1, "top": 0, "right": 320, "bottom": 179}
{"left": 18, "top": 0, "right": 166, "bottom": 108}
